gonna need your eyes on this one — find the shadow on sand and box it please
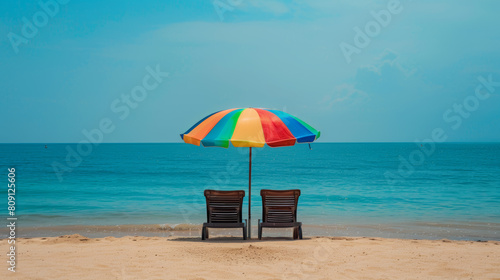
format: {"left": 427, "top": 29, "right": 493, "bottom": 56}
{"left": 168, "top": 236, "right": 311, "bottom": 243}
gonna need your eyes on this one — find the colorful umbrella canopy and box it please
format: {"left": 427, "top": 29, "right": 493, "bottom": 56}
{"left": 180, "top": 108, "right": 320, "bottom": 148}
{"left": 180, "top": 108, "right": 320, "bottom": 239}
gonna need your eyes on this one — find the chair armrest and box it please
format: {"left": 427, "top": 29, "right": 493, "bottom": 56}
{"left": 267, "top": 206, "right": 295, "bottom": 211}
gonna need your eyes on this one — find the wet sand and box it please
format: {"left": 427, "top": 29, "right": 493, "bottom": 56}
{"left": 6, "top": 222, "right": 500, "bottom": 240}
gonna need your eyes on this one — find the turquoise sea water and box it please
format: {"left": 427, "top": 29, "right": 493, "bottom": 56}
{"left": 1, "top": 143, "right": 499, "bottom": 240}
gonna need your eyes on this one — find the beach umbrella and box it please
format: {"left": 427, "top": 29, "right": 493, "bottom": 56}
{"left": 180, "top": 108, "right": 320, "bottom": 238}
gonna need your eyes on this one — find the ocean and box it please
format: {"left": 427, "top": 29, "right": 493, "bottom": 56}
{"left": 1, "top": 143, "right": 499, "bottom": 240}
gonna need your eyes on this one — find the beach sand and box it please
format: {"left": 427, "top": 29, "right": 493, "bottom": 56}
{"left": 2, "top": 234, "right": 499, "bottom": 280}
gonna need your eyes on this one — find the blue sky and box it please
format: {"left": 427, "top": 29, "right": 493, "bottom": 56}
{"left": 1, "top": 0, "right": 499, "bottom": 143}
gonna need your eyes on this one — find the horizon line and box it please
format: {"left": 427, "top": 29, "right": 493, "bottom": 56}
{"left": 1, "top": 141, "right": 500, "bottom": 144}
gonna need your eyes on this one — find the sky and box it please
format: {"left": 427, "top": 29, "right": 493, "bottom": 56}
{"left": 0, "top": 0, "right": 499, "bottom": 143}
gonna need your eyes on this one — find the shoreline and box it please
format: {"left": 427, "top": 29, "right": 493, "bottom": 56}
{"left": 2, "top": 235, "right": 499, "bottom": 279}
{"left": 2, "top": 221, "right": 499, "bottom": 241}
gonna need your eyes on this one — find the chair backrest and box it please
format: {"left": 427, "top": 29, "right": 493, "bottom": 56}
{"left": 204, "top": 190, "right": 245, "bottom": 223}
{"left": 261, "top": 189, "right": 301, "bottom": 223}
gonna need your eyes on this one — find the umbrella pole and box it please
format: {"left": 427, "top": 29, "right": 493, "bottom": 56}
{"left": 248, "top": 147, "right": 252, "bottom": 239}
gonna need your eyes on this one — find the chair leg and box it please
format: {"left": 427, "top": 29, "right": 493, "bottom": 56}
{"left": 243, "top": 225, "right": 247, "bottom": 240}
{"left": 205, "top": 227, "right": 209, "bottom": 239}
{"left": 299, "top": 226, "right": 303, "bottom": 239}
{"left": 258, "top": 219, "right": 262, "bottom": 240}
{"left": 201, "top": 225, "right": 206, "bottom": 240}
{"left": 293, "top": 227, "right": 298, "bottom": 239}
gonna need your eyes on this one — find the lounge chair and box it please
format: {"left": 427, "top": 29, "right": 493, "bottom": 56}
{"left": 202, "top": 189, "right": 247, "bottom": 240}
{"left": 258, "top": 189, "right": 303, "bottom": 240}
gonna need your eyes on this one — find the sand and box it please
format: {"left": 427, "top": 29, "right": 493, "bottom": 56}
{"left": 2, "top": 235, "right": 499, "bottom": 280}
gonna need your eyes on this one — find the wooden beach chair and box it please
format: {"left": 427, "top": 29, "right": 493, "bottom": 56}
{"left": 202, "top": 190, "right": 247, "bottom": 240}
{"left": 258, "top": 189, "right": 303, "bottom": 240}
